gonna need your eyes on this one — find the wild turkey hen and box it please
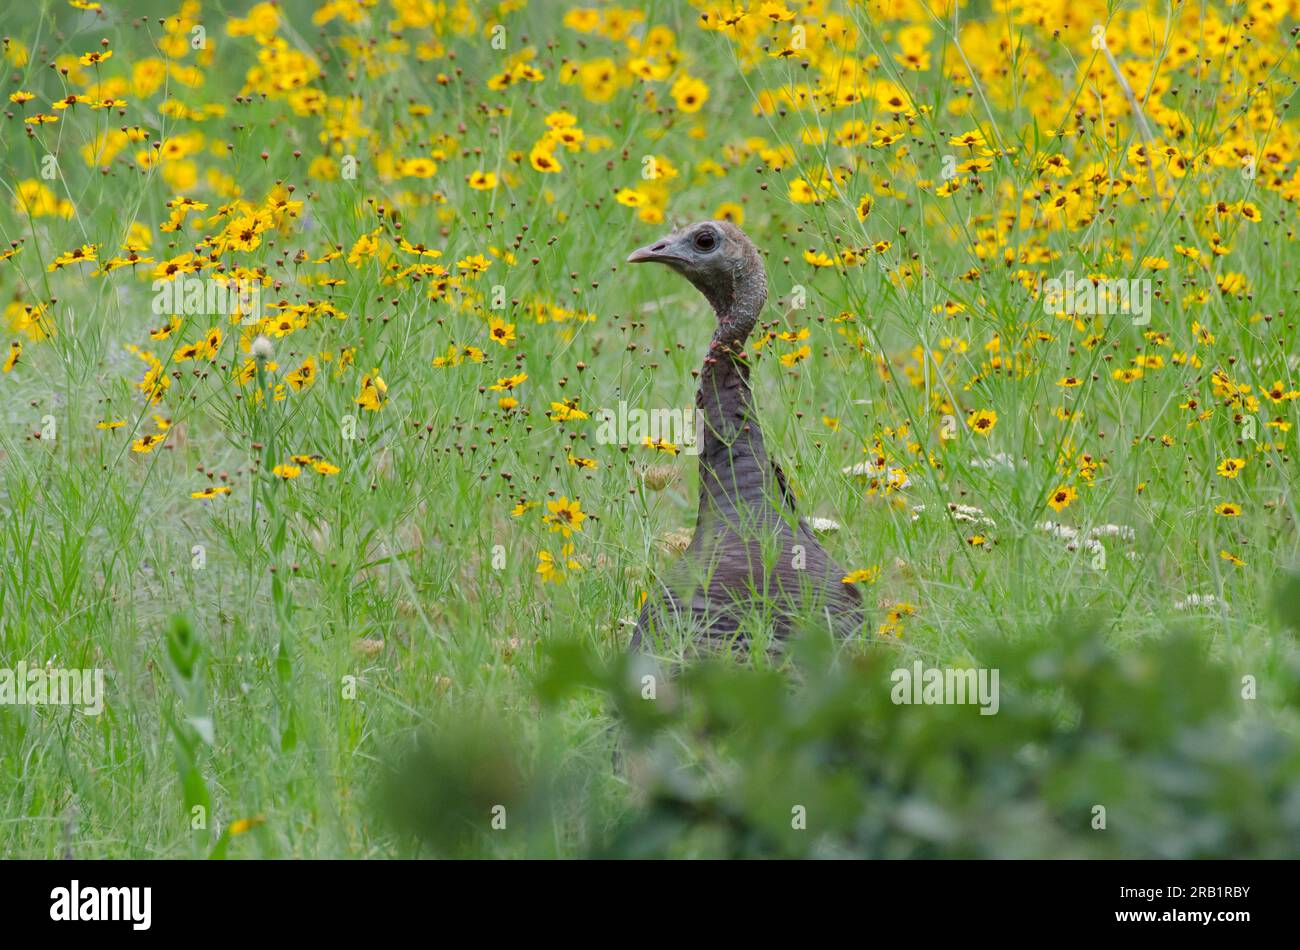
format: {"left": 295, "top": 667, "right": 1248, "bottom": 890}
{"left": 626, "top": 220, "right": 865, "bottom": 651}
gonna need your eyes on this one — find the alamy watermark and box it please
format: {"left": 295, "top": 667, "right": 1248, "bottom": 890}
{"left": 594, "top": 402, "right": 703, "bottom": 456}
{"left": 50, "top": 881, "right": 150, "bottom": 930}
{"left": 0, "top": 661, "right": 105, "bottom": 715}
{"left": 1041, "top": 270, "right": 1151, "bottom": 326}
{"left": 891, "top": 661, "right": 1000, "bottom": 716}
{"left": 151, "top": 275, "right": 262, "bottom": 324}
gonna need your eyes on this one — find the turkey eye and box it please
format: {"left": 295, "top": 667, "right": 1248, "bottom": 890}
{"left": 694, "top": 231, "right": 716, "bottom": 252}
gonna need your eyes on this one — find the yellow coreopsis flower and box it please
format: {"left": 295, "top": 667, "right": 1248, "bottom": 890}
{"left": 642, "top": 437, "right": 678, "bottom": 455}
{"left": 1046, "top": 485, "right": 1077, "bottom": 512}
{"left": 780, "top": 345, "right": 811, "bottom": 366}
{"left": 488, "top": 317, "right": 516, "bottom": 346}
{"left": 1216, "top": 457, "right": 1246, "bottom": 478}
{"left": 537, "top": 544, "right": 581, "bottom": 583}
{"left": 47, "top": 244, "right": 99, "bottom": 271}
{"left": 543, "top": 496, "right": 586, "bottom": 537}
{"left": 530, "top": 144, "right": 561, "bottom": 173}
{"left": 966, "top": 409, "right": 997, "bottom": 435}
{"left": 355, "top": 369, "right": 388, "bottom": 411}
{"left": 670, "top": 74, "right": 708, "bottom": 112}
{"left": 488, "top": 373, "right": 527, "bottom": 391}
{"left": 547, "top": 399, "right": 588, "bottom": 422}
{"left": 191, "top": 486, "right": 232, "bottom": 500}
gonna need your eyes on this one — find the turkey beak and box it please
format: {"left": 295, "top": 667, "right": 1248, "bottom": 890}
{"left": 627, "top": 237, "right": 678, "bottom": 265}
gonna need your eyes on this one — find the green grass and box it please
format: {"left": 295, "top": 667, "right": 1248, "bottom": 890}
{"left": 0, "top": 0, "right": 1296, "bottom": 857}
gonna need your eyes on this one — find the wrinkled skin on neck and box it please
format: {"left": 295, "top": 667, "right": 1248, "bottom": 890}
{"left": 688, "top": 241, "right": 767, "bottom": 347}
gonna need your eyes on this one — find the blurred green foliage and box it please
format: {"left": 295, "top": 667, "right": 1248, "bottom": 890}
{"left": 378, "top": 577, "right": 1300, "bottom": 858}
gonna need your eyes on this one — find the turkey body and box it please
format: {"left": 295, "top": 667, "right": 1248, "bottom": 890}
{"left": 630, "top": 305, "right": 864, "bottom": 651}
{"left": 631, "top": 502, "right": 866, "bottom": 651}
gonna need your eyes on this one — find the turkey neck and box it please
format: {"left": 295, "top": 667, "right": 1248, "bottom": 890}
{"left": 693, "top": 264, "right": 784, "bottom": 530}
